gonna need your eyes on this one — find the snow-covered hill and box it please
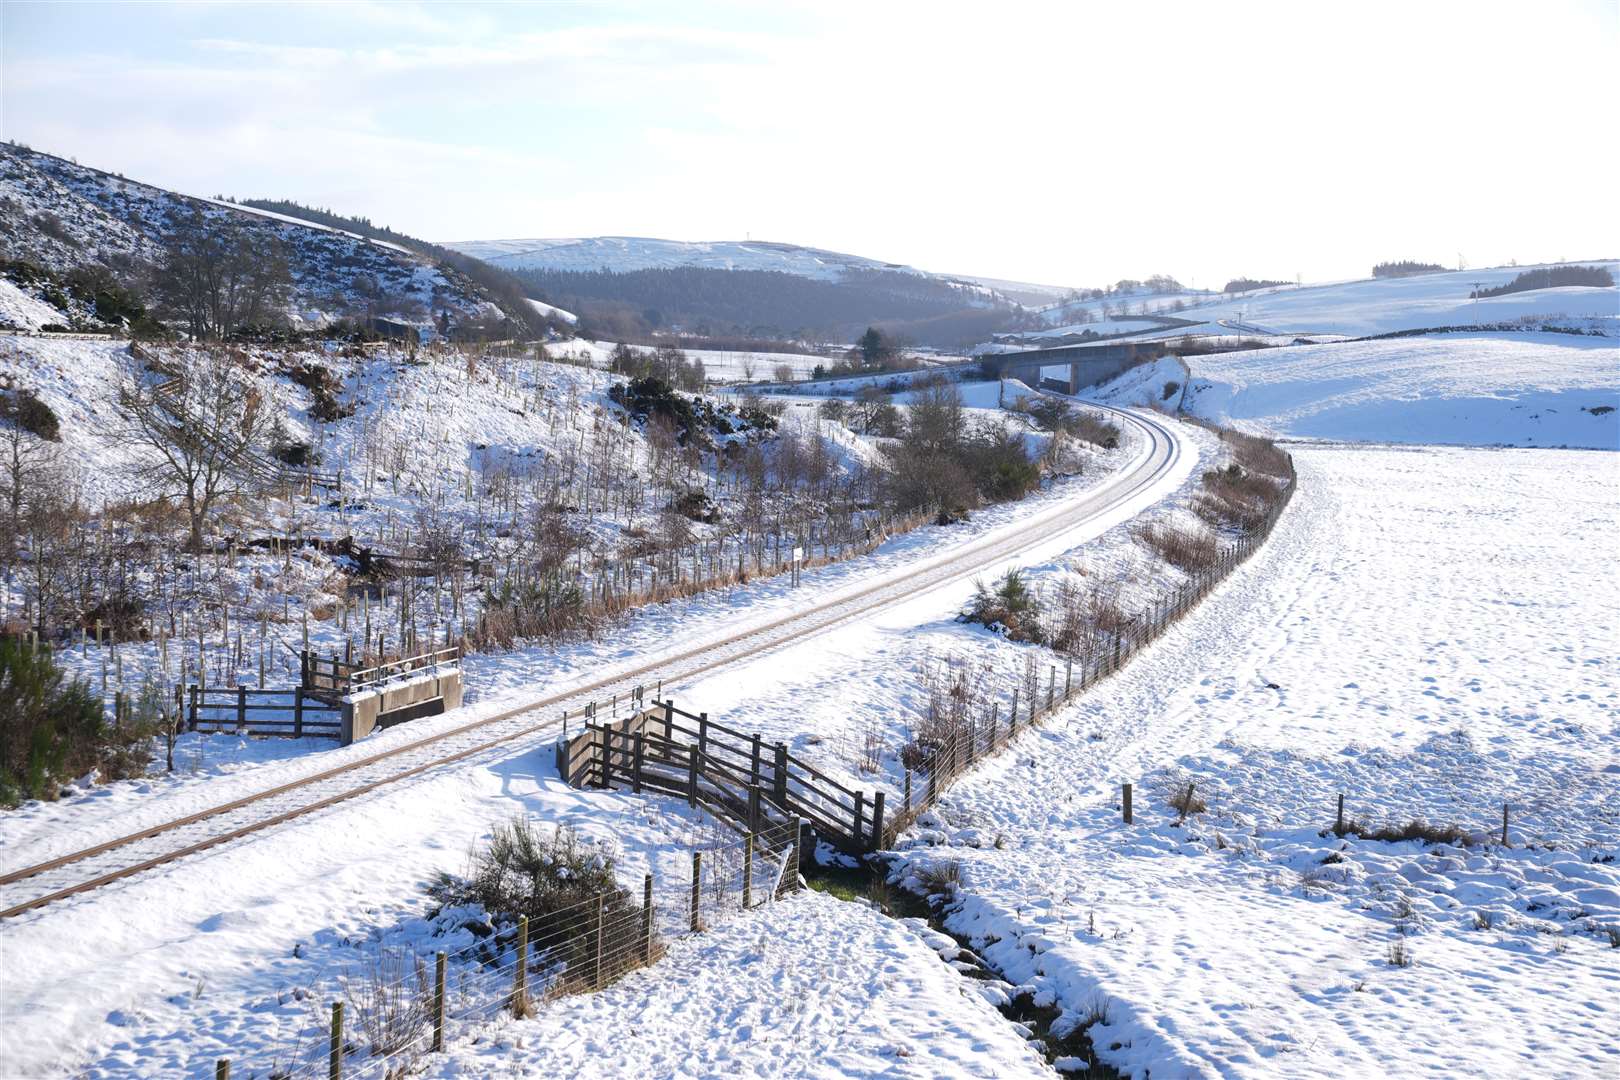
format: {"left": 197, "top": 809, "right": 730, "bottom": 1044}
{"left": 1025, "top": 263, "right": 1618, "bottom": 344}
{"left": 1182, "top": 333, "right": 1620, "bottom": 449}
{"left": 0, "top": 144, "right": 511, "bottom": 331}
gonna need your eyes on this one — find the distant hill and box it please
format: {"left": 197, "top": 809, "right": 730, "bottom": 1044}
{"left": 0, "top": 143, "right": 542, "bottom": 335}
{"left": 443, "top": 235, "right": 1057, "bottom": 347}
{"left": 443, "top": 235, "right": 931, "bottom": 282}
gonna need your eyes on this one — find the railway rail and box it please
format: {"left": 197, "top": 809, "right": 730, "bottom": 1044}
{"left": 0, "top": 403, "right": 1184, "bottom": 921}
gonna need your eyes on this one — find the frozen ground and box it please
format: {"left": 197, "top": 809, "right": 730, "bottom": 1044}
{"left": 884, "top": 444, "right": 1619, "bottom": 1078}
{"left": 1183, "top": 332, "right": 1620, "bottom": 448}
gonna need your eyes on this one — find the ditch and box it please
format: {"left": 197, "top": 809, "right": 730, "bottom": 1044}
{"left": 804, "top": 855, "right": 1121, "bottom": 1077}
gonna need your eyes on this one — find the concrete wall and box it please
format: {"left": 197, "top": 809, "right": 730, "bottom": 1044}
{"left": 341, "top": 670, "right": 464, "bottom": 745}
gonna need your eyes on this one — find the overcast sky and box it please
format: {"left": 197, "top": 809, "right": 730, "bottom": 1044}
{"left": 2, "top": 0, "right": 1615, "bottom": 288}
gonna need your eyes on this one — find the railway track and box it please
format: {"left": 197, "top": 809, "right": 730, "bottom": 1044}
{"left": 0, "top": 404, "right": 1184, "bottom": 921}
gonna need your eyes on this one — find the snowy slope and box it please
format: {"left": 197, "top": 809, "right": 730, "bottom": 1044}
{"left": 0, "top": 144, "right": 508, "bottom": 329}
{"left": 442, "top": 235, "right": 928, "bottom": 281}
{"left": 1182, "top": 332, "right": 1620, "bottom": 448}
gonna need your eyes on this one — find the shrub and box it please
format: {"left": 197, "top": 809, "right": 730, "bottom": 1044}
{"left": 1333, "top": 817, "right": 1472, "bottom": 846}
{"left": 0, "top": 387, "right": 61, "bottom": 441}
{"left": 428, "top": 820, "right": 647, "bottom": 991}
{"left": 962, "top": 569, "right": 1044, "bottom": 643}
{"left": 284, "top": 360, "right": 353, "bottom": 422}
{"left": 1136, "top": 521, "right": 1220, "bottom": 572}
{"left": 1161, "top": 380, "right": 1180, "bottom": 401}
{"left": 0, "top": 640, "right": 108, "bottom": 805}
{"left": 914, "top": 859, "right": 962, "bottom": 899}
{"left": 1168, "top": 781, "right": 1206, "bottom": 822}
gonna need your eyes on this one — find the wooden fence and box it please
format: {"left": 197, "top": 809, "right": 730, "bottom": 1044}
{"left": 560, "top": 699, "right": 885, "bottom": 853}
{"left": 563, "top": 451, "right": 1298, "bottom": 853}
{"left": 184, "top": 685, "right": 342, "bottom": 738}
{"left": 301, "top": 645, "right": 461, "bottom": 698}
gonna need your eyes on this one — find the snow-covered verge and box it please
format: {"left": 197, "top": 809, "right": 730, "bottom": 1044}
{"left": 888, "top": 444, "right": 1619, "bottom": 1078}
{"left": 1184, "top": 332, "right": 1620, "bottom": 449}
{"left": 417, "top": 889, "right": 1052, "bottom": 1079}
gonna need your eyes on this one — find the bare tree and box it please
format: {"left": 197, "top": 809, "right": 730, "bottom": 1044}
{"left": 117, "top": 349, "right": 279, "bottom": 551}
{"left": 0, "top": 410, "right": 59, "bottom": 559}
{"left": 155, "top": 211, "right": 293, "bottom": 339}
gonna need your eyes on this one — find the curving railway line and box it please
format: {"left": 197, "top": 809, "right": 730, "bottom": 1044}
{"left": 0, "top": 404, "right": 1186, "bottom": 922}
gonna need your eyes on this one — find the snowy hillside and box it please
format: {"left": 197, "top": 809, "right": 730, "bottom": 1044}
{"left": 1181, "top": 332, "right": 1620, "bottom": 448}
{"left": 443, "top": 235, "right": 930, "bottom": 281}
{"left": 0, "top": 144, "right": 511, "bottom": 331}
{"left": 1027, "top": 262, "right": 1618, "bottom": 344}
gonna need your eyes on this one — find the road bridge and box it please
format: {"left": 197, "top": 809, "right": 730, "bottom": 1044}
{"left": 975, "top": 338, "right": 1169, "bottom": 394}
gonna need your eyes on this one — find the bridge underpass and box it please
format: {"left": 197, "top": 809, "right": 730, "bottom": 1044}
{"left": 975, "top": 338, "right": 1169, "bottom": 394}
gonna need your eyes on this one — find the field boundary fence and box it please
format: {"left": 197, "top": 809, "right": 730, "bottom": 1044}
{"left": 212, "top": 823, "right": 800, "bottom": 1079}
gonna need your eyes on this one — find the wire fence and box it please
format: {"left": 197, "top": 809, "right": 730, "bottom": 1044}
{"left": 215, "top": 823, "right": 800, "bottom": 1080}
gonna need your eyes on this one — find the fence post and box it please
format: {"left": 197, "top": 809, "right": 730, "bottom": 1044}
{"left": 633, "top": 731, "right": 644, "bottom": 794}
{"left": 748, "top": 785, "right": 761, "bottom": 834}
{"left": 642, "top": 873, "right": 654, "bottom": 965}
{"left": 690, "top": 851, "right": 702, "bottom": 932}
{"left": 1065, "top": 658, "right": 1073, "bottom": 698}
{"left": 751, "top": 732, "right": 762, "bottom": 787}
{"left": 852, "top": 790, "right": 865, "bottom": 848}
{"left": 188, "top": 685, "right": 198, "bottom": 731}
{"left": 432, "top": 951, "right": 446, "bottom": 1052}
{"left": 294, "top": 689, "right": 305, "bottom": 738}
{"left": 1123, "top": 782, "right": 1133, "bottom": 825}
{"left": 1501, "top": 803, "right": 1510, "bottom": 847}
{"left": 1047, "top": 666, "right": 1055, "bottom": 711}
{"left": 512, "top": 914, "right": 529, "bottom": 1016}
{"left": 871, "top": 791, "right": 886, "bottom": 850}
{"left": 215, "top": 1061, "right": 230, "bottom": 1080}
{"left": 773, "top": 742, "right": 788, "bottom": 805}
{"left": 1335, "top": 793, "right": 1344, "bottom": 834}
{"left": 743, "top": 833, "right": 754, "bottom": 909}
{"left": 687, "top": 745, "right": 699, "bottom": 807}
{"left": 594, "top": 893, "right": 606, "bottom": 989}
{"left": 904, "top": 769, "right": 912, "bottom": 811}
{"left": 329, "top": 1001, "right": 343, "bottom": 1080}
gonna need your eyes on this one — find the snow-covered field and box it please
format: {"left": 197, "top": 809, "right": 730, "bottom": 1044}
{"left": 1184, "top": 332, "right": 1620, "bottom": 448}
{"left": 419, "top": 889, "right": 1050, "bottom": 1079}
{"left": 885, "top": 444, "right": 1619, "bottom": 1077}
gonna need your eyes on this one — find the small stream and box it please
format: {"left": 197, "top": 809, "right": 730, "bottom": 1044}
{"left": 804, "top": 857, "right": 1121, "bottom": 1078}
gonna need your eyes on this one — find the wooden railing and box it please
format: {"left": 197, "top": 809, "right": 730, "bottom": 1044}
{"left": 560, "top": 698, "right": 883, "bottom": 853}
{"left": 301, "top": 645, "right": 461, "bottom": 697}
